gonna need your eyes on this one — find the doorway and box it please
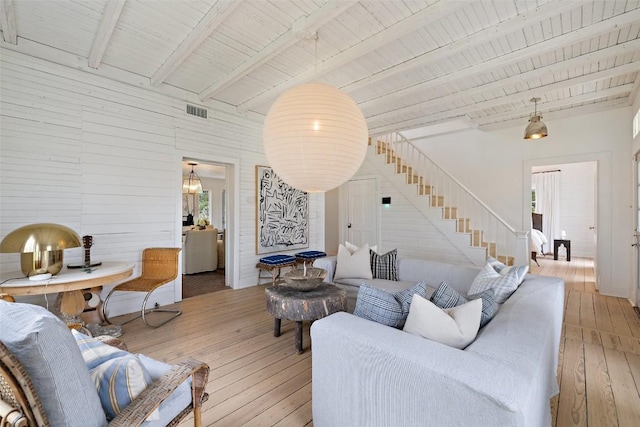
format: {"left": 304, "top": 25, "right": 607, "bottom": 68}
{"left": 530, "top": 161, "right": 598, "bottom": 277}
{"left": 181, "top": 158, "right": 230, "bottom": 299}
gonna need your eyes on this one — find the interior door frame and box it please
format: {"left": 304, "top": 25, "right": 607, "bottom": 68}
{"left": 339, "top": 175, "right": 379, "bottom": 248}
{"left": 523, "top": 152, "right": 611, "bottom": 290}
{"left": 176, "top": 152, "right": 240, "bottom": 301}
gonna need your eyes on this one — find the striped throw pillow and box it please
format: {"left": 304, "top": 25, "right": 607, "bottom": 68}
{"left": 370, "top": 248, "right": 398, "bottom": 281}
{"left": 91, "top": 354, "right": 153, "bottom": 420}
{"left": 72, "top": 330, "right": 128, "bottom": 370}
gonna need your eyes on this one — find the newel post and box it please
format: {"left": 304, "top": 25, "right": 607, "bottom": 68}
{"left": 515, "top": 231, "right": 529, "bottom": 266}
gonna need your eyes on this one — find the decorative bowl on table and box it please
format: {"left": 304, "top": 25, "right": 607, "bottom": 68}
{"left": 282, "top": 267, "right": 327, "bottom": 291}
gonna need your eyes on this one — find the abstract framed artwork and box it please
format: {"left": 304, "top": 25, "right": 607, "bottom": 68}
{"left": 256, "top": 165, "right": 309, "bottom": 254}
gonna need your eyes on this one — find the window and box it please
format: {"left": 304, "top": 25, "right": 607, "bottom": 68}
{"left": 531, "top": 188, "right": 537, "bottom": 213}
{"left": 198, "top": 190, "right": 210, "bottom": 222}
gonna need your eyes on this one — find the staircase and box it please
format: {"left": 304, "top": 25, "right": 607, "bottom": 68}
{"left": 367, "top": 132, "right": 528, "bottom": 266}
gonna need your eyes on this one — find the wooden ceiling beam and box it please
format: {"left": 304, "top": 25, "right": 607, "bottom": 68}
{"left": 0, "top": 0, "right": 17, "bottom": 45}
{"left": 199, "top": 1, "right": 356, "bottom": 101}
{"left": 369, "top": 79, "right": 637, "bottom": 135}
{"left": 360, "top": 8, "right": 640, "bottom": 112}
{"left": 88, "top": 0, "right": 126, "bottom": 69}
{"left": 342, "top": 0, "right": 579, "bottom": 95}
{"left": 367, "top": 38, "right": 640, "bottom": 124}
{"left": 237, "top": 0, "right": 461, "bottom": 113}
{"left": 150, "top": 0, "right": 242, "bottom": 87}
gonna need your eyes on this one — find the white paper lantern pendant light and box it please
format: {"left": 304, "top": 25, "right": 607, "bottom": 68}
{"left": 263, "top": 37, "right": 368, "bottom": 192}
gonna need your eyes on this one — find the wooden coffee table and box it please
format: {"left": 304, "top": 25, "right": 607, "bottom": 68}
{"left": 265, "top": 283, "right": 347, "bottom": 354}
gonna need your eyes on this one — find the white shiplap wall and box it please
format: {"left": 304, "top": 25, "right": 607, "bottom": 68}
{"left": 346, "top": 158, "right": 472, "bottom": 266}
{"left": 0, "top": 48, "right": 324, "bottom": 316}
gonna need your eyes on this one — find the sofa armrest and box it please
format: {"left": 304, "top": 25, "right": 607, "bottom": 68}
{"left": 313, "top": 256, "right": 337, "bottom": 284}
{"left": 109, "top": 358, "right": 209, "bottom": 427}
{"left": 311, "top": 312, "right": 530, "bottom": 427}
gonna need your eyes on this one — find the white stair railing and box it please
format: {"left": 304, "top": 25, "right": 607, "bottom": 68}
{"left": 373, "top": 132, "right": 527, "bottom": 265}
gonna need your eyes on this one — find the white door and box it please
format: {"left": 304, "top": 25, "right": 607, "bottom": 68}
{"left": 346, "top": 178, "right": 377, "bottom": 247}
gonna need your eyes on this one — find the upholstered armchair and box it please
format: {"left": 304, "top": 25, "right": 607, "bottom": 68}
{"left": 0, "top": 300, "right": 209, "bottom": 427}
{"left": 183, "top": 228, "right": 218, "bottom": 274}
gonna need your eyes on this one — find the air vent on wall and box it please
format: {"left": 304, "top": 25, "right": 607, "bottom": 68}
{"left": 186, "top": 104, "right": 208, "bottom": 119}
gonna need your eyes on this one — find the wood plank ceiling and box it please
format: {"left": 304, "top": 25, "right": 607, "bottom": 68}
{"left": 1, "top": 0, "right": 639, "bottom": 135}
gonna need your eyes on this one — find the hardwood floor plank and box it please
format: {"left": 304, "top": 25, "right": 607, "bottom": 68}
{"left": 557, "top": 338, "right": 587, "bottom": 426}
{"left": 626, "top": 352, "right": 640, "bottom": 397}
{"left": 606, "top": 297, "right": 633, "bottom": 337}
{"left": 583, "top": 342, "right": 618, "bottom": 426}
{"left": 620, "top": 301, "right": 640, "bottom": 339}
{"left": 603, "top": 347, "right": 640, "bottom": 426}
{"left": 594, "top": 294, "right": 614, "bottom": 333}
{"left": 566, "top": 290, "right": 582, "bottom": 326}
{"left": 580, "top": 292, "right": 597, "bottom": 330}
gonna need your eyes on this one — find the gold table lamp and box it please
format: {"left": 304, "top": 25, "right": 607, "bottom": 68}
{"left": 0, "top": 223, "right": 82, "bottom": 277}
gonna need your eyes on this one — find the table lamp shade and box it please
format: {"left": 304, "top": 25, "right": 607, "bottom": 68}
{"left": 263, "top": 82, "right": 369, "bottom": 192}
{"left": 0, "top": 223, "right": 82, "bottom": 276}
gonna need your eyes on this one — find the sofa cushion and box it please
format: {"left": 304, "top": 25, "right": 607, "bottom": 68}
{"left": 487, "top": 256, "right": 529, "bottom": 285}
{"left": 403, "top": 294, "right": 482, "bottom": 349}
{"left": 370, "top": 248, "right": 398, "bottom": 281}
{"left": 430, "top": 282, "right": 498, "bottom": 328}
{"left": 0, "top": 301, "right": 108, "bottom": 427}
{"left": 91, "top": 354, "right": 153, "bottom": 420}
{"left": 353, "top": 282, "right": 428, "bottom": 328}
{"left": 334, "top": 243, "right": 372, "bottom": 281}
{"left": 469, "top": 262, "right": 519, "bottom": 304}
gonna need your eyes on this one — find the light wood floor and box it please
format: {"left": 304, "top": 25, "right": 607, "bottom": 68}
{"left": 117, "top": 257, "right": 640, "bottom": 426}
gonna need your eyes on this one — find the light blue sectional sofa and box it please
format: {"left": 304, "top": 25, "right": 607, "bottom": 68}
{"left": 311, "top": 256, "right": 565, "bottom": 427}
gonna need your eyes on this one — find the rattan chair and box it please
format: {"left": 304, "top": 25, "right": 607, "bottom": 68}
{"left": 0, "top": 338, "right": 209, "bottom": 427}
{"left": 103, "top": 248, "right": 182, "bottom": 328}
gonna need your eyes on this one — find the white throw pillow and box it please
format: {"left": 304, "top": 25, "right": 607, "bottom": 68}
{"left": 403, "top": 294, "right": 482, "bottom": 349}
{"left": 334, "top": 243, "right": 373, "bottom": 281}
{"left": 344, "top": 241, "right": 377, "bottom": 254}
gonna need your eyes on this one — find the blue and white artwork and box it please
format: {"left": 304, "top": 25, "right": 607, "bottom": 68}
{"left": 256, "top": 166, "right": 309, "bottom": 254}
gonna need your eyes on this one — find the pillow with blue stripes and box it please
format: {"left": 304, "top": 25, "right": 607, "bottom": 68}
{"left": 72, "top": 330, "right": 155, "bottom": 421}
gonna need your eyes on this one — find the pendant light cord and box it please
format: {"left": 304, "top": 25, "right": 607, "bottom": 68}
{"left": 314, "top": 32, "right": 319, "bottom": 79}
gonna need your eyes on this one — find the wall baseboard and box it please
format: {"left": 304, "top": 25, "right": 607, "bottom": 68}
{"left": 634, "top": 305, "right": 640, "bottom": 320}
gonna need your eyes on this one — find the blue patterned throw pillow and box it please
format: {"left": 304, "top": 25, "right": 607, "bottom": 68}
{"left": 469, "top": 262, "right": 519, "bottom": 304}
{"left": 487, "top": 256, "right": 529, "bottom": 285}
{"left": 354, "top": 282, "right": 428, "bottom": 328}
{"left": 430, "top": 281, "right": 498, "bottom": 328}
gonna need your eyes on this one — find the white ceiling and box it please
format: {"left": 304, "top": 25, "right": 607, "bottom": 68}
{"left": 1, "top": 0, "right": 639, "bottom": 135}
{"left": 182, "top": 161, "right": 226, "bottom": 179}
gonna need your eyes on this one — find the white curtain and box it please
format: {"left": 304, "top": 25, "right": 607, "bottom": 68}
{"left": 532, "top": 171, "right": 561, "bottom": 251}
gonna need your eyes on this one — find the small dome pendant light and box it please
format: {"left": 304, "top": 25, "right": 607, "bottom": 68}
{"left": 524, "top": 97, "right": 548, "bottom": 140}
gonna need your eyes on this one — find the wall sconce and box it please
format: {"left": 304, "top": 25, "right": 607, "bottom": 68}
{"left": 0, "top": 223, "right": 82, "bottom": 276}
{"left": 524, "top": 97, "right": 548, "bottom": 140}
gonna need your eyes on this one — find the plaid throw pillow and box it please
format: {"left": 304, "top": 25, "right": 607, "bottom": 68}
{"left": 370, "top": 249, "right": 398, "bottom": 281}
{"left": 430, "top": 281, "right": 498, "bottom": 328}
{"left": 469, "top": 263, "right": 519, "bottom": 304}
{"left": 487, "top": 256, "right": 529, "bottom": 285}
{"left": 353, "top": 281, "right": 428, "bottom": 328}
